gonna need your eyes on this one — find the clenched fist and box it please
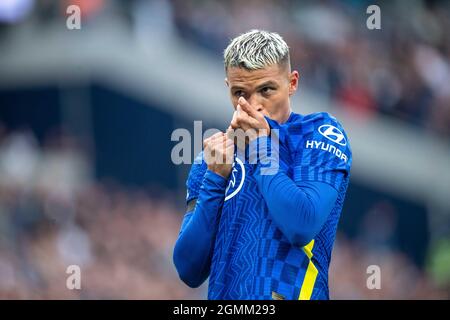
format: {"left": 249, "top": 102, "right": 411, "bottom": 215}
{"left": 203, "top": 132, "right": 235, "bottom": 179}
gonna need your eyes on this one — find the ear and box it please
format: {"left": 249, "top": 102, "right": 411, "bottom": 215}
{"left": 288, "top": 70, "right": 299, "bottom": 96}
{"left": 225, "top": 78, "right": 229, "bottom": 87}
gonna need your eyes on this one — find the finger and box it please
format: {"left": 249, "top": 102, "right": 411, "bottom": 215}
{"left": 231, "top": 111, "right": 238, "bottom": 125}
{"left": 224, "top": 139, "right": 235, "bottom": 162}
{"left": 236, "top": 106, "right": 253, "bottom": 129}
{"left": 236, "top": 104, "right": 248, "bottom": 117}
{"left": 204, "top": 134, "right": 217, "bottom": 147}
{"left": 204, "top": 132, "right": 224, "bottom": 149}
{"left": 210, "top": 133, "right": 225, "bottom": 145}
{"left": 212, "top": 135, "right": 231, "bottom": 152}
{"left": 212, "top": 136, "right": 227, "bottom": 163}
{"left": 211, "top": 134, "right": 227, "bottom": 147}
{"left": 222, "top": 134, "right": 233, "bottom": 145}
{"left": 204, "top": 133, "right": 217, "bottom": 144}
{"left": 203, "top": 137, "right": 211, "bottom": 148}
{"left": 230, "top": 122, "right": 239, "bottom": 130}
{"left": 238, "top": 97, "right": 258, "bottom": 118}
{"left": 211, "top": 132, "right": 224, "bottom": 140}
{"left": 226, "top": 126, "right": 237, "bottom": 140}
{"left": 230, "top": 110, "right": 240, "bottom": 129}
{"left": 226, "top": 126, "right": 234, "bottom": 140}
{"left": 236, "top": 105, "right": 250, "bottom": 126}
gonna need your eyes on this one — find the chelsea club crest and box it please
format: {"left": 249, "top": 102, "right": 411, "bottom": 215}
{"left": 224, "top": 157, "right": 245, "bottom": 201}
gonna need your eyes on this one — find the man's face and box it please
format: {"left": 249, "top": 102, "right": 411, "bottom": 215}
{"left": 225, "top": 63, "right": 299, "bottom": 124}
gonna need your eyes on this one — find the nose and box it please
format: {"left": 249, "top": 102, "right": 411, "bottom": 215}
{"left": 248, "top": 95, "right": 264, "bottom": 112}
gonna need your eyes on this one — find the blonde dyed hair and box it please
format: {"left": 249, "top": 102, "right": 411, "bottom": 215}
{"left": 224, "top": 29, "right": 290, "bottom": 71}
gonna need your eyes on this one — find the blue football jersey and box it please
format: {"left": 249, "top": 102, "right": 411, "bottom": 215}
{"left": 186, "top": 112, "right": 352, "bottom": 300}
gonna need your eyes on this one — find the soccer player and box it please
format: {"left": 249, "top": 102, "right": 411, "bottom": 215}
{"left": 173, "top": 30, "right": 352, "bottom": 300}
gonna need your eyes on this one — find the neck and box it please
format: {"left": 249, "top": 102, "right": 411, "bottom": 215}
{"left": 277, "top": 107, "right": 292, "bottom": 124}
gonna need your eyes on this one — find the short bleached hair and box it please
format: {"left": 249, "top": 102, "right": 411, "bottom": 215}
{"left": 224, "top": 29, "right": 290, "bottom": 71}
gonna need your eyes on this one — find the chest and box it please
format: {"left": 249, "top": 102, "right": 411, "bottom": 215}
{"left": 221, "top": 150, "right": 293, "bottom": 224}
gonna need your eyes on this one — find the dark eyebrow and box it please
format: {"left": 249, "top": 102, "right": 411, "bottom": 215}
{"left": 230, "top": 81, "right": 278, "bottom": 92}
{"left": 256, "top": 81, "right": 278, "bottom": 90}
{"left": 230, "top": 85, "right": 245, "bottom": 91}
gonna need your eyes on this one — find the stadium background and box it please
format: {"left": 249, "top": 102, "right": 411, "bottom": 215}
{"left": 0, "top": 0, "right": 449, "bottom": 299}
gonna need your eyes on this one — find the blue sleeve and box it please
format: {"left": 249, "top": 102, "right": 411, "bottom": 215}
{"left": 173, "top": 169, "right": 227, "bottom": 288}
{"left": 255, "top": 170, "right": 338, "bottom": 247}
{"left": 251, "top": 135, "right": 340, "bottom": 247}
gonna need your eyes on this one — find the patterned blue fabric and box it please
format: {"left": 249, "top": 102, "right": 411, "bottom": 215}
{"left": 184, "top": 112, "right": 352, "bottom": 299}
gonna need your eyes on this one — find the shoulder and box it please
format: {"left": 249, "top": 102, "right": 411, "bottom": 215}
{"left": 288, "top": 112, "right": 352, "bottom": 178}
{"left": 288, "top": 112, "right": 347, "bottom": 135}
{"left": 286, "top": 112, "right": 351, "bottom": 151}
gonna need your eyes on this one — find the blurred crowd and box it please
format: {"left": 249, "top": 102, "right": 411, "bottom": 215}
{"left": 0, "top": 0, "right": 449, "bottom": 299}
{"left": 169, "top": 0, "right": 450, "bottom": 138}
{"left": 0, "top": 125, "right": 447, "bottom": 299}
{"left": 0, "top": 124, "right": 203, "bottom": 299}
{"left": 330, "top": 234, "right": 448, "bottom": 299}
{"left": 2, "top": 0, "right": 449, "bottom": 136}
